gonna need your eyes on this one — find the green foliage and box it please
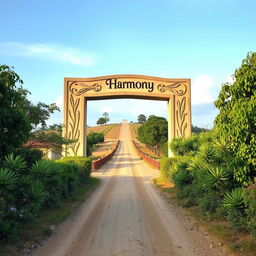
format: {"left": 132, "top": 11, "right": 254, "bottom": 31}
{"left": 138, "top": 114, "right": 147, "bottom": 124}
{"left": 160, "top": 157, "right": 181, "bottom": 181}
{"left": 244, "top": 183, "right": 256, "bottom": 237}
{"left": 0, "top": 168, "right": 18, "bottom": 193}
{"left": 97, "top": 117, "right": 107, "bottom": 125}
{"left": 138, "top": 115, "right": 167, "bottom": 154}
{"left": 14, "top": 147, "right": 43, "bottom": 167}
{"left": 203, "top": 167, "right": 228, "bottom": 192}
{"left": 3, "top": 154, "right": 27, "bottom": 173}
{"left": 170, "top": 135, "right": 200, "bottom": 156}
{"left": 58, "top": 156, "right": 92, "bottom": 178}
{"left": 0, "top": 65, "right": 31, "bottom": 160}
{"left": 223, "top": 188, "right": 244, "bottom": 209}
{"left": 87, "top": 132, "right": 104, "bottom": 156}
{"left": 214, "top": 52, "right": 256, "bottom": 168}
{"left": 172, "top": 169, "right": 193, "bottom": 189}
{"left": 0, "top": 155, "right": 92, "bottom": 240}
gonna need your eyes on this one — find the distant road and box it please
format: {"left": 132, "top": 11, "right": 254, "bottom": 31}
{"left": 32, "top": 123, "right": 224, "bottom": 256}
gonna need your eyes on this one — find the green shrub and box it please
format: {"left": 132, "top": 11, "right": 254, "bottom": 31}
{"left": 244, "top": 183, "right": 256, "bottom": 237}
{"left": 160, "top": 157, "right": 181, "bottom": 181}
{"left": 0, "top": 156, "right": 90, "bottom": 240}
{"left": 58, "top": 157, "right": 92, "bottom": 178}
{"left": 198, "top": 191, "right": 222, "bottom": 214}
{"left": 15, "top": 147, "right": 42, "bottom": 167}
{"left": 172, "top": 169, "right": 193, "bottom": 189}
{"left": 170, "top": 135, "right": 200, "bottom": 156}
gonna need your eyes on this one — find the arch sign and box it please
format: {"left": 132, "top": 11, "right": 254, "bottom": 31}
{"left": 63, "top": 75, "right": 191, "bottom": 157}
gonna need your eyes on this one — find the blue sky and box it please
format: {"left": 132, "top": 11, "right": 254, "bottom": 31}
{"left": 1, "top": 0, "right": 256, "bottom": 128}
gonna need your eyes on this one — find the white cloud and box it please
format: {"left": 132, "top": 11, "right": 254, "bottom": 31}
{"left": 192, "top": 74, "right": 214, "bottom": 105}
{"left": 0, "top": 42, "right": 93, "bottom": 66}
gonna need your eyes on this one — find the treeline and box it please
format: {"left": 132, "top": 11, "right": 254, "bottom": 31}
{"left": 161, "top": 52, "right": 256, "bottom": 237}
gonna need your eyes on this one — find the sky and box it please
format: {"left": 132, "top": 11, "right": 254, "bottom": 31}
{"left": 1, "top": 0, "right": 256, "bottom": 128}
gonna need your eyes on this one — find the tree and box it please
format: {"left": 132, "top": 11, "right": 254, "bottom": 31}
{"left": 137, "top": 115, "right": 168, "bottom": 155}
{"left": 23, "top": 100, "right": 60, "bottom": 129}
{"left": 0, "top": 65, "right": 31, "bottom": 160}
{"left": 103, "top": 112, "right": 109, "bottom": 125}
{"left": 138, "top": 114, "right": 147, "bottom": 124}
{"left": 97, "top": 117, "right": 107, "bottom": 125}
{"left": 214, "top": 52, "right": 256, "bottom": 170}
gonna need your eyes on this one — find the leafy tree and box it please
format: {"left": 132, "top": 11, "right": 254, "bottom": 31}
{"left": 137, "top": 115, "right": 167, "bottom": 155}
{"left": 97, "top": 117, "right": 107, "bottom": 125}
{"left": 23, "top": 100, "right": 59, "bottom": 129}
{"left": 103, "top": 112, "right": 110, "bottom": 124}
{"left": 0, "top": 65, "right": 31, "bottom": 160}
{"left": 138, "top": 114, "right": 147, "bottom": 124}
{"left": 214, "top": 52, "right": 256, "bottom": 171}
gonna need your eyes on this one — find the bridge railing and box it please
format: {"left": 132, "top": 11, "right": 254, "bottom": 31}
{"left": 92, "top": 140, "right": 120, "bottom": 170}
{"left": 132, "top": 140, "right": 160, "bottom": 170}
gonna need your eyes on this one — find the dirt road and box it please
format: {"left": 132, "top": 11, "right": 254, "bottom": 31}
{"left": 32, "top": 123, "right": 224, "bottom": 256}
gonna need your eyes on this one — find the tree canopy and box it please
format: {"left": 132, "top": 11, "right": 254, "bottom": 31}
{"left": 138, "top": 114, "right": 147, "bottom": 124}
{"left": 0, "top": 65, "right": 61, "bottom": 160}
{"left": 137, "top": 115, "right": 168, "bottom": 153}
{"left": 214, "top": 52, "right": 256, "bottom": 168}
{"left": 0, "top": 65, "right": 31, "bottom": 159}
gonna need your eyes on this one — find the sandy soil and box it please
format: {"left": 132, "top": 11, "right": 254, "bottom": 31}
{"left": 31, "top": 123, "right": 225, "bottom": 256}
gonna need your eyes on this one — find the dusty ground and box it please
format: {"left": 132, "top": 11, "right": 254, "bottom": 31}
{"left": 31, "top": 123, "right": 226, "bottom": 256}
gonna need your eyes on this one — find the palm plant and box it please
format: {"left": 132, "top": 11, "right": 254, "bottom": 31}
{"left": 0, "top": 168, "right": 18, "bottom": 195}
{"left": 203, "top": 167, "right": 228, "bottom": 193}
{"left": 25, "top": 181, "right": 46, "bottom": 211}
{"left": 3, "top": 154, "right": 27, "bottom": 174}
{"left": 197, "top": 143, "right": 216, "bottom": 164}
{"left": 223, "top": 188, "right": 244, "bottom": 209}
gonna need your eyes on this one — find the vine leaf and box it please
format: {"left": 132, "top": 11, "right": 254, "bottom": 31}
{"left": 176, "top": 97, "right": 188, "bottom": 137}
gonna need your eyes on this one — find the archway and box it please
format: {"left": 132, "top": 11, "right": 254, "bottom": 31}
{"left": 63, "top": 75, "right": 191, "bottom": 157}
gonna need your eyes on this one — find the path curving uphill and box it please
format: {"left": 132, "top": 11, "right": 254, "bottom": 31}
{"left": 32, "top": 123, "right": 225, "bottom": 256}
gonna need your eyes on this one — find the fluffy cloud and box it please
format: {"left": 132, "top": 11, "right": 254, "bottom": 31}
{"left": 191, "top": 74, "right": 214, "bottom": 105}
{"left": 0, "top": 42, "right": 93, "bottom": 66}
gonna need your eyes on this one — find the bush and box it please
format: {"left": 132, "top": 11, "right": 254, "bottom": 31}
{"left": 15, "top": 147, "right": 43, "bottom": 167}
{"left": 160, "top": 157, "right": 182, "bottom": 181}
{"left": 172, "top": 169, "right": 193, "bottom": 189}
{"left": 58, "top": 157, "right": 92, "bottom": 178}
{"left": 0, "top": 154, "right": 91, "bottom": 240}
{"left": 244, "top": 183, "right": 256, "bottom": 237}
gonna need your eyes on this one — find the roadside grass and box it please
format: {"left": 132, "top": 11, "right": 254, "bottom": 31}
{"left": 0, "top": 177, "right": 100, "bottom": 256}
{"left": 153, "top": 177, "right": 256, "bottom": 256}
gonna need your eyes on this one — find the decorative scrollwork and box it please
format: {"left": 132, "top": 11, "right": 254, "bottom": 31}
{"left": 68, "top": 94, "right": 80, "bottom": 155}
{"left": 176, "top": 97, "right": 188, "bottom": 138}
{"left": 157, "top": 82, "right": 187, "bottom": 96}
{"left": 69, "top": 81, "right": 102, "bottom": 96}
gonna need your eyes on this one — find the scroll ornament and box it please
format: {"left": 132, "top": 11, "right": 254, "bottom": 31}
{"left": 157, "top": 82, "right": 187, "bottom": 96}
{"left": 69, "top": 82, "right": 102, "bottom": 96}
